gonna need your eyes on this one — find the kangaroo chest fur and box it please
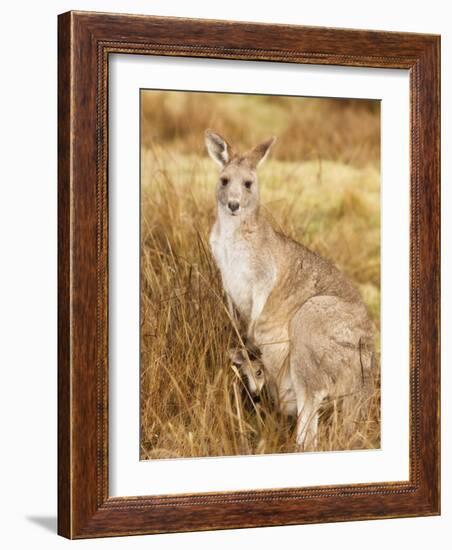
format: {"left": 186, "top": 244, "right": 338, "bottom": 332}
{"left": 210, "top": 216, "right": 276, "bottom": 322}
{"left": 210, "top": 233, "right": 253, "bottom": 317}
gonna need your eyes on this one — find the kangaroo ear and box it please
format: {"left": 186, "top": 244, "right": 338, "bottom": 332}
{"left": 205, "top": 129, "right": 233, "bottom": 167}
{"left": 228, "top": 348, "right": 245, "bottom": 366}
{"left": 247, "top": 136, "right": 276, "bottom": 169}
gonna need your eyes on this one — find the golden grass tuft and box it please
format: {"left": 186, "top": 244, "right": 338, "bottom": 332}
{"left": 140, "top": 91, "right": 380, "bottom": 459}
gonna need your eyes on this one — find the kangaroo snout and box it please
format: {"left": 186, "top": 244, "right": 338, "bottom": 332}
{"left": 228, "top": 200, "right": 240, "bottom": 213}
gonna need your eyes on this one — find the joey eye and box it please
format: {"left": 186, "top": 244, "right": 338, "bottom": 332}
{"left": 221, "top": 177, "right": 229, "bottom": 186}
{"left": 244, "top": 180, "right": 253, "bottom": 189}
{"left": 255, "top": 369, "right": 262, "bottom": 377}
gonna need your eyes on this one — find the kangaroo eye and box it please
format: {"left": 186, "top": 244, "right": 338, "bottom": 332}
{"left": 244, "top": 180, "right": 253, "bottom": 189}
{"left": 255, "top": 369, "right": 262, "bottom": 377}
{"left": 221, "top": 177, "right": 229, "bottom": 186}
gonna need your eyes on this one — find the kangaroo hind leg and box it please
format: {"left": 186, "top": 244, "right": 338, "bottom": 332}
{"left": 289, "top": 344, "right": 326, "bottom": 451}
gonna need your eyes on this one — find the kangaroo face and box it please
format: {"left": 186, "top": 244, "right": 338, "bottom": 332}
{"left": 216, "top": 160, "right": 258, "bottom": 217}
{"left": 205, "top": 130, "right": 275, "bottom": 217}
{"left": 229, "top": 348, "right": 266, "bottom": 398}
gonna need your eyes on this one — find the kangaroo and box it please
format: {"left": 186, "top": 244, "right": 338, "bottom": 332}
{"left": 229, "top": 347, "right": 266, "bottom": 401}
{"left": 206, "top": 129, "right": 375, "bottom": 450}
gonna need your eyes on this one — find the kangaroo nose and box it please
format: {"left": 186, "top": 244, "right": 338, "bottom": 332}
{"left": 228, "top": 201, "right": 240, "bottom": 212}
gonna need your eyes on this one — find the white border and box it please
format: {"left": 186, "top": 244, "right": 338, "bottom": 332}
{"left": 109, "top": 55, "right": 410, "bottom": 497}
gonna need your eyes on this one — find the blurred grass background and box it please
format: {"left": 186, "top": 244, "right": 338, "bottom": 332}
{"left": 140, "top": 90, "right": 380, "bottom": 459}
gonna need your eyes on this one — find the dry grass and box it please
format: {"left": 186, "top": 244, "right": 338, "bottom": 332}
{"left": 141, "top": 91, "right": 380, "bottom": 168}
{"left": 140, "top": 91, "right": 381, "bottom": 460}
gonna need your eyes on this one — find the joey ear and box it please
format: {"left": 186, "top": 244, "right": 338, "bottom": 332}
{"left": 247, "top": 136, "right": 276, "bottom": 169}
{"left": 228, "top": 348, "right": 245, "bottom": 366}
{"left": 205, "top": 129, "right": 233, "bottom": 167}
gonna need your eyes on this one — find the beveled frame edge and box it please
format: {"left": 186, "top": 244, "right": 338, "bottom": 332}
{"left": 57, "top": 10, "right": 440, "bottom": 539}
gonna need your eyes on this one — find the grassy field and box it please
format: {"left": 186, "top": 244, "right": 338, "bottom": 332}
{"left": 140, "top": 91, "right": 381, "bottom": 459}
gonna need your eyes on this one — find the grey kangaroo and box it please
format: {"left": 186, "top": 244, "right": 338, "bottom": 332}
{"left": 206, "top": 129, "right": 375, "bottom": 450}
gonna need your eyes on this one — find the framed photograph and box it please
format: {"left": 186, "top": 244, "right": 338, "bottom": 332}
{"left": 58, "top": 11, "right": 440, "bottom": 538}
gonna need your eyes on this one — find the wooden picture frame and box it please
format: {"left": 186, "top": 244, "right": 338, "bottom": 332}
{"left": 58, "top": 10, "right": 440, "bottom": 539}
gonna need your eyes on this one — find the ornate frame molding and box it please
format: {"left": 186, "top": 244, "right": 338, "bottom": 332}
{"left": 58, "top": 11, "right": 440, "bottom": 538}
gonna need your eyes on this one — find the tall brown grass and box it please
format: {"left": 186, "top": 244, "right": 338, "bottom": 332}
{"left": 140, "top": 91, "right": 380, "bottom": 460}
{"left": 141, "top": 91, "right": 380, "bottom": 167}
